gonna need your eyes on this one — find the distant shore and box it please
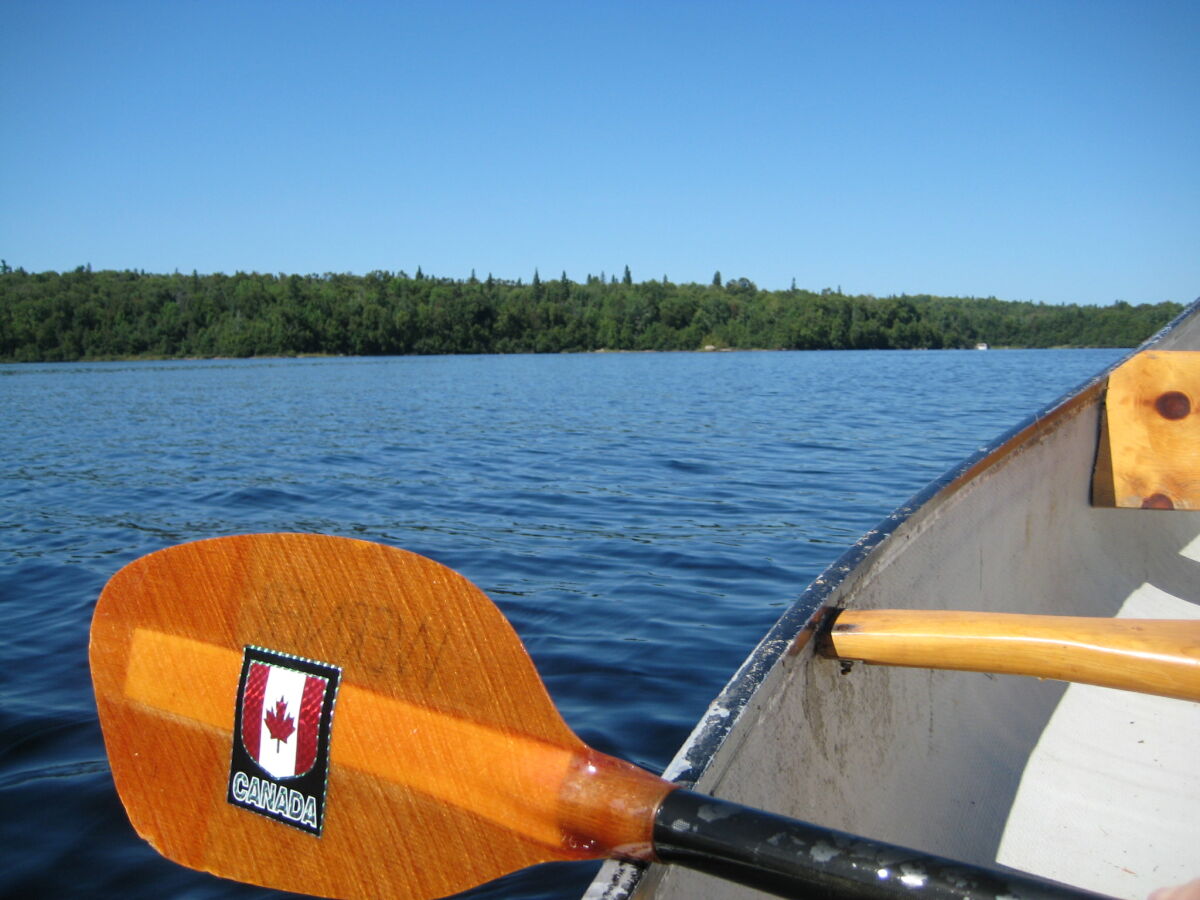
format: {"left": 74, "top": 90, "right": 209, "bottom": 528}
{"left": 0, "top": 266, "right": 1180, "bottom": 363}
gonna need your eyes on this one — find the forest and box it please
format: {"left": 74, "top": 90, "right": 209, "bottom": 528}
{"left": 0, "top": 263, "right": 1184, "bottom": 362}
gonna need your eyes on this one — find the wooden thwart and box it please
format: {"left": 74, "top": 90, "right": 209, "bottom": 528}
{"left": 822, "top": 609, "right": 1200, "bottom": 702}
{"left": 1093, "top": 350, "right": 1200, "bottom": 509}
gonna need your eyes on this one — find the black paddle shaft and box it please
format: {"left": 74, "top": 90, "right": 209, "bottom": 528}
{"left": 653, "top": 789, "right": 1108, "bottom": 900}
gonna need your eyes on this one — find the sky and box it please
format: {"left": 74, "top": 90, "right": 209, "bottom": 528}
{"left": 2, "top": 0, "right": 1197, "bottom": 305}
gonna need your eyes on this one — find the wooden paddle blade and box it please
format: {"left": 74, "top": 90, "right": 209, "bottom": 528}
{"left": 822, "top": 609, "right": 1200, "bottom": 702}
{"left": 90, "top": 534, "right": 669, "bottom": 900}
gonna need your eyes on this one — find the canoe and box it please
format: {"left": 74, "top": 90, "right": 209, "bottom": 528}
{"left": 588, "top": 300, "right": 1200, "bottom": 900}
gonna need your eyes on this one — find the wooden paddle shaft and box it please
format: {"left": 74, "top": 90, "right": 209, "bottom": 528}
{"left": 822, "top": 610, "right": 1200, "bottom": 702}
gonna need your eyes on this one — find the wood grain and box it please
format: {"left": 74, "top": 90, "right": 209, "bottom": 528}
{"left": 1095, "top": 350, "right": 1200, "bottom": 508}
{"left": 823, "top": 608, "right": 1200, "bottom": 701}
{"left": 90, "top": 534, "right": 670, "bottom": 900}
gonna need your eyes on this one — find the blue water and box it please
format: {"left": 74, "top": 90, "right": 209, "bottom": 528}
{"left": 0, "top": 348, "right": 1124, "bottom": 899}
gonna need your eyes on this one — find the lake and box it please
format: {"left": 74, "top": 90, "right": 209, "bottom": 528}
{"left": 0, "top": 347, "right": 1125, "bottom": 899}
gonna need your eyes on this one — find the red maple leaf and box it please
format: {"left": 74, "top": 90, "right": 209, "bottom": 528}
{"left": 264, "top": 696, "right": 296, "bottom": 750}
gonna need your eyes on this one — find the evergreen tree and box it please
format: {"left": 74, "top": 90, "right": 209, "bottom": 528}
{"left": 0, "top": 265, "right": 1179, "bottom": 362}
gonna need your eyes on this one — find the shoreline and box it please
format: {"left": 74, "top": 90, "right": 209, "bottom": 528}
{"left": 1, "top": 345, "right": 1130, "bottom": 365}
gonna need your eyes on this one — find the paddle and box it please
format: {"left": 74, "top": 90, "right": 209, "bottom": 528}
{"left": 822, "top": 609, "right": 1200, "bottom": 702}
{"left": 91, "top": 533, "right": 1105, "bottom": 900}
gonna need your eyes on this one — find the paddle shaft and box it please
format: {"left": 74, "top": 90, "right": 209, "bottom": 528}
{"left": 653, "top": 789, "right": 1104, "bottom": 900}
{"left": 822, "top": 609, "right": 1200, "bottom": 702}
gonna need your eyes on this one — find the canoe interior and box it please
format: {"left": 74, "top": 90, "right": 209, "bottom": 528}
{"left": 587, "top": 300, "right": 1200, "bottom": 900}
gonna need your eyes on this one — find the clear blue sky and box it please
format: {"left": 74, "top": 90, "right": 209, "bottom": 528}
{"left": 2, "top": 0, "right": 1197, "bottom": 305}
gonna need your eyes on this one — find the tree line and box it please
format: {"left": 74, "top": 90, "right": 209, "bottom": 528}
{"left": 0, "top": 263, "right": 1183, "bottom": 362}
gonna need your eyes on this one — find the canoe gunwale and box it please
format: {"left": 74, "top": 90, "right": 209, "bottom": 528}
{"left": 590, "top": 296, "right": 1200, "bottom": 899}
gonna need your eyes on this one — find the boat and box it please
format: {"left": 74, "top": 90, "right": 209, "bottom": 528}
{"left": 588, "top": 299, "right": 1200, "bottom": 900}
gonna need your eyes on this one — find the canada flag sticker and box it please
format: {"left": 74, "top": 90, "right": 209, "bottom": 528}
{"left": 228, "top": 646, "right": 340, "bottom": 835}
